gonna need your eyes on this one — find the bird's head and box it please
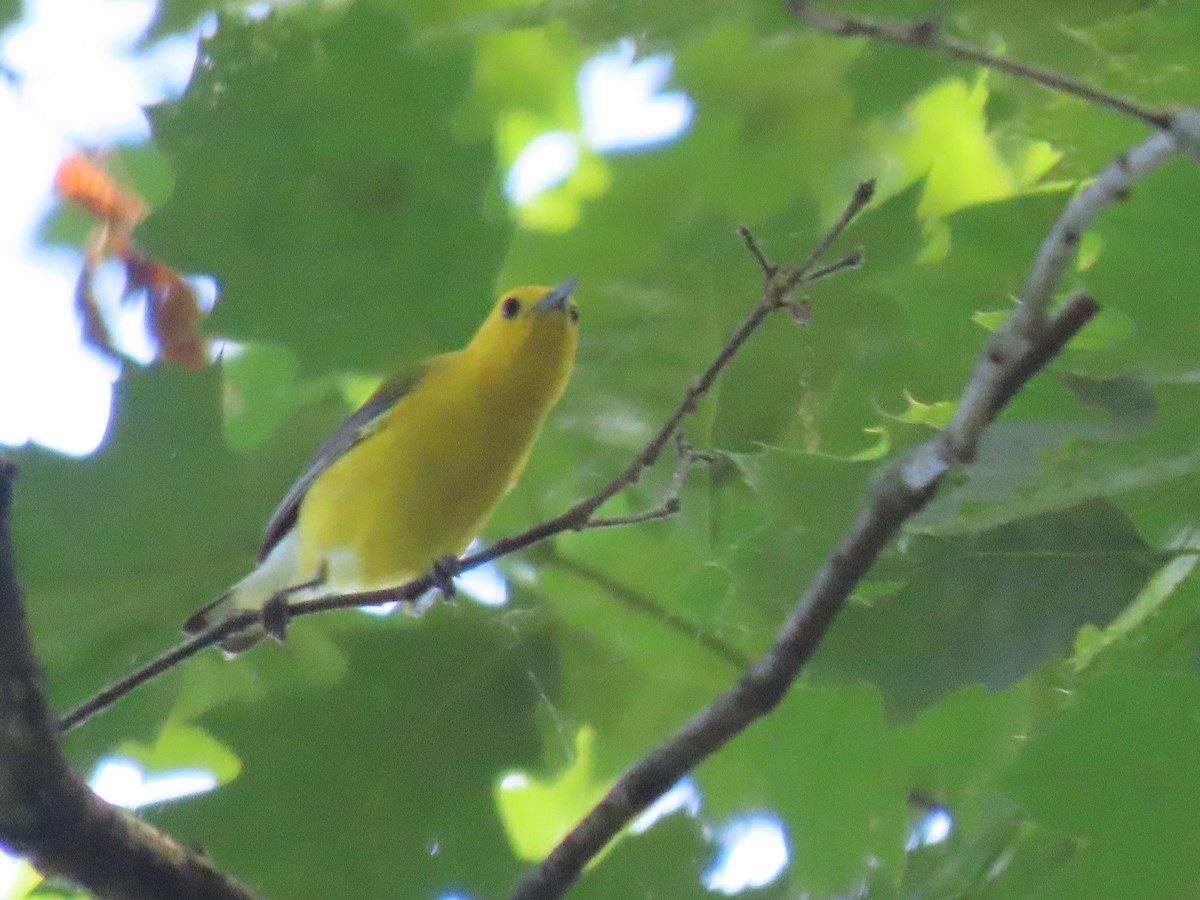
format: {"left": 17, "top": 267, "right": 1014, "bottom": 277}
{"left": 468, "top": 279, "right": 579, "bottom": 404}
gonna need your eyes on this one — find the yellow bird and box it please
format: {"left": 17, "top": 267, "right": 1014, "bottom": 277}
{"left": 184, "top": 280, "right": 579, "bottom": 653}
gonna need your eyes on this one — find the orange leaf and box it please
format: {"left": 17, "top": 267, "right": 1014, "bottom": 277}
{"left": 126, "top": 254, "right": 210, "bottom": 370}
{"left": 54, "top": 153, "right": 146, "bottom": 233}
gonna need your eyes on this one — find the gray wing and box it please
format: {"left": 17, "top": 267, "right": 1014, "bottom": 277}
{"left": 257, "top": 363, "right": 428, "bottom": 561}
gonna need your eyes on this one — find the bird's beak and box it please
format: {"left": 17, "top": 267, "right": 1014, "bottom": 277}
{"left": 535, "top": 277, "right": 577, "bottom": 313}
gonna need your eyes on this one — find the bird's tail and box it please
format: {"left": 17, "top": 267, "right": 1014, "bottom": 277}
{"left": 181, "top": 531, "right": 305, "bottom": 656}
{"left": 181, "top": 589, "right": 266, "bottom": 655}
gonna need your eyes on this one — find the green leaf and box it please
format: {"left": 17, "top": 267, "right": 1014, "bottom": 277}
{"left": 698, "top": 684, "right": 909, "bottom": 896}
{"left": 571, "top": 814, "right": 715, "bottom": 900}
{"left": 810, "top": 500, "right": 1158, "bottom": 719}
{"left": 1000, "top": 673, "right": 1200, "bottom": 898}
{"left": 894, "top": 683, "right": 1031, "bottom": 832}
{"left": 894, "top": 796, "right": 1077, "bottom": 900}
{"left": 495, "top": 726, "right": 611, "bottom": 862}
{"left": 150, "top": 610, "right": 557, "bottom": 898}
{"left": 141, "top": 5, "right": 512, "bottom": 374}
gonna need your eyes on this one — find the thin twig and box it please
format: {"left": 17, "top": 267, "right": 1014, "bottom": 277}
{"left": 787, "top": 2, "right": 1173, "bottom": 130}
{"left": 58, "top": 182, "right": 877, "bottom": 733}
{"left": 737, "top": 225, "right": 777, "bottom": 276}
{"left": 789, "top": 179, "right": 875, "bottom": 285}
{"left": 543, "top": 547, "right": 750, "bottom": 671}
{"left": 585, "top": 433, "right": 712, "bottom": 529}
{"left": 1012, "top": 134, "right": 1180, "bottom": 330}
{"left": 59, "top": 618, "right": 256, "bottom": 733}
{"left": 582, "top": 505, "right": 681, "bottom": 530}
{"left": 806, "top": 248, "right": 863, "bottom": 284}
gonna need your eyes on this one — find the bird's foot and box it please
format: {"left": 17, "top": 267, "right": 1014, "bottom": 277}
{"left": 261, "top": 592, "right": 291, "bottom": 644}
{"left": 261, "top": 562, "right": 327, "bottom": 645}
{"left": 431, "top": 555, "right": 460, "bottom": 600}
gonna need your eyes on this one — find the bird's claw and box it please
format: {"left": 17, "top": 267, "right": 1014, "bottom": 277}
{"left": 262, "top": 592, "right": 291, "bottom": 644}
{"left": 431, "top": 555, "right": 459, "bottom": 599}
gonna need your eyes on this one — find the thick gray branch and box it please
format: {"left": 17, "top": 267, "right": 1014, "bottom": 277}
{"left": 904, "top": 124, "right": 1190, "bottom": 489}
{"left": 0, "top": 461, "right": 259, "bottom": 900}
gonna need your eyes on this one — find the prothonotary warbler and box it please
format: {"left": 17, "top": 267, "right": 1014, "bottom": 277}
{"left": 184, "top": 279, "right": 580, "bottom": 653}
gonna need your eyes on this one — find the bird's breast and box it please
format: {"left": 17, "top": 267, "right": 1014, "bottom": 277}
{"left": 295, "top": 365, "right": 547, "bottom": 589}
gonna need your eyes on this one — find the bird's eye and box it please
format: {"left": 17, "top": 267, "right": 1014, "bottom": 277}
{"left": 568, "top": 304, "right": 580, "bottom": 323}
{"left": 501, "top": 297, "right": 521, "bottom": 319}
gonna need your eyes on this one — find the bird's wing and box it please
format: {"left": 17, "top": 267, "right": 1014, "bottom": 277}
{"left": 258, "top": 361, "right": 430, "bottom": 561}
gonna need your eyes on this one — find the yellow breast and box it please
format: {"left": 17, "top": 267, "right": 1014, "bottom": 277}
{"left": 294, "top": 279, "right": 577, "bottom": 591}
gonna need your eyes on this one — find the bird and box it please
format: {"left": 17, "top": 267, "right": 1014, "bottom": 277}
{"left": 183, "top": 279, "right": 579, "bottom": 653}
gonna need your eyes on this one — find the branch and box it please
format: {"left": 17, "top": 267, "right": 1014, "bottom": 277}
{"left": 905, "top": 126, "right": 1190, "bottom": 488}
{"left": 508, "top": 119, "right": 1200, "bottom": 900}
{"left": 584, "top": 432, "right": 714, "bottom": 529}
{"left": 59, "top": 624, "right": 253, "bottom": 733}
{"left": 58, "top": 181, "right": 874, "bottom": 734}
{"left": 0, "top": 461, "right": 260, "bottom": 900}
{"left": 787, "top": 1, "right": 1173, "bottom": 130}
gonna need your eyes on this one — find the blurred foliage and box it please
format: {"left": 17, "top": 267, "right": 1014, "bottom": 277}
{"left": 7, "top": 0, "right": 1200, "bottom": 897}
